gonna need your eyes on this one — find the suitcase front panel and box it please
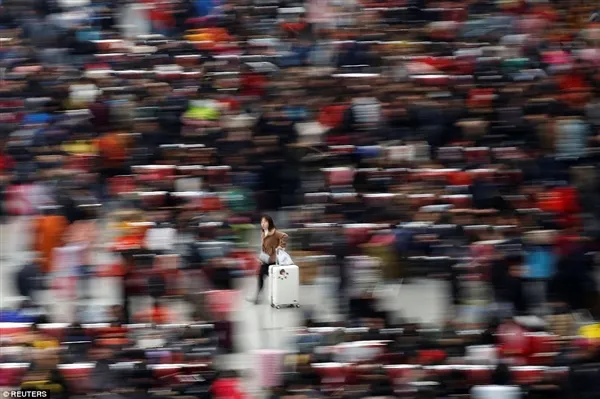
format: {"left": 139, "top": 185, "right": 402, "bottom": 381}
{"left": 269, "top": 265, "right": 300, "bottom": 307}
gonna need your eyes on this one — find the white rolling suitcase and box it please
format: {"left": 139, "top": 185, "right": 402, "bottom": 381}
{"left": 269, "top": 250, "right": 300, "bottom": 309}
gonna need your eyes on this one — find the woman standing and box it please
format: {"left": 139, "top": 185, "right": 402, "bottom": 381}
{"left": 252, "top": 215, "right": 288, "bottom": 304}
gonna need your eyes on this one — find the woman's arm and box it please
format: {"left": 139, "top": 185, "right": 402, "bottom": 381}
{"left": 278, "top": 232, "right": 288, "bottom": 250}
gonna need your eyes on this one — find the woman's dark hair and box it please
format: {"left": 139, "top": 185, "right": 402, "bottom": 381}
{"left": 261, "top": 214, "right": 276, "bottom": 230}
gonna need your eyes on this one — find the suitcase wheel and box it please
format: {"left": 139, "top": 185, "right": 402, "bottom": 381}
{"left": 271, "top": 304, "right": 274, "bottom": 308}
{"left": 295, "top": 304, "right": 300, "bottom": 308}
{"left": 275, "top": 305, "right": 281, "bottom": 309}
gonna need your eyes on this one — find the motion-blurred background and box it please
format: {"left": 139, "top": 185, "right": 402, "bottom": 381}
{"left": 2, "top": 0, "right": 600, "bottom": 398}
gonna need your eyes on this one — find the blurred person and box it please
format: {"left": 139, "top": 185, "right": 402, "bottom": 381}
{"left": 555, "top": 109, "right": 590, "bottom": 161}
{"left": 309, "top": 31, "right": 337, "bottom": 68}
{"left": 406, "top": 96, "right": 446, "bottom": 146}
{"left": 439, "top": 319, "right": 466, "bottom": 358}
{"left": 438, "top": 369, "right": 470, "bottom": 398}
{"left": 555, "top": 225, "right": 585, "bottom": 259}
{"left": 134, "top": 298, "right": 174, "bottom": 324}
{"left": 119, "top": 250, "right": 138, "bottom": 325}
{"left": 63, "top": 322, "right": 90, "bottom": 342}
{"left": 253, "top": 133, "right": 289, "bottom": 211}
{"left": 585, "top": 92, "right": 600, "bottom": 129}
{"left": 376, "top": 96, "right": 413, "bottom": 143}
{"left": 109, "top": 305, "right": 126, "bottom": 326}
{"left": 348, "top": 291, "right": 389, "bottom": 326}
{"left": 497, "top": 317, "right": 528, "bottom": 361}
{"left": 546, "top": 301, "right": 576, "bottom": 339}
{"left": 88, "top": 341, "right": 117, "bottom": 393}
{"left": 66, "top": 203, "right": 99, "bottom": 300}
{"left": 549, "top": 249, "right": 596, "bottom": 313}
{"left": 280, "top": 366, "right": 322, "bottom": 399}
{"left": 210, "top": 370, "right": 247, "bottom": 399}
{"left": 15, "top": 255, "right": 45, "bottom": 301}
{"left": 507, "top": 254, "right": 528, "bottom": 317}
{"left": 122, "top": 362, "right": 165, "bottom": 399}
{"left": 208, "top": 256, "right": 241, "bottom": 291}
{"left": 523, "top": 230, "right": 557, "bottom": 316}
{"left": 240, "top": 64, "right": 267, "bottom": 98}
{"left": 479, "top": 318, "right": 500, "bottom": 346}
{"left": 491, "top": 362, "right": 513, "bottom": 386}
{"left": 118, "top": 0, "right": 152, "bottom": 40}
{"left": 528, "top": 371, "right": 565, "bottom": 399}
{"left": 62, "top": 322, "right": 92, "bottom": 362}
{"left": 331, "top": 224, "right": 349, "bottom": 315}
{"left": 470, "top": 176, "right": 502, "bottom": 211}
{"left": 33, "top": 205, "right": 68, "bottom": 274}
{"left": 12, "top": 316, "right": 59, "bottom": 348}
{"left": 21, "top": 366, "right": 71, "bottom": 399}
{"left": 491, "top": 253, "right": 527, "bottom": 318}
{"left": 52, "top": 232, "right": 87, "bottom": 305}
{"left": 566, "top": 358, "right": 600, "bottom": 399}
{"left": 94, "top": 130, "right": 132, "bottom": 201}
{"left": 144, "top": 221, "right": 176, "bottom": 254}
{"left": 0, "top": 154, "right": 12, "bottom": 226}
{"left": 88, "top": 91, "right": 111, "bottom": 132}
{"left": 250, "top": 214, "right": 288, "bottom": 304}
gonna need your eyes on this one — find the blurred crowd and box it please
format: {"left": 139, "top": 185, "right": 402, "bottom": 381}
{"left": 3, "top": 0, "right": 600, "bottom": 397}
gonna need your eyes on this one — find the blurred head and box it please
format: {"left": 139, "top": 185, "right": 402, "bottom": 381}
{"left": 19, "top": 299, "right": 34, "bottom": 310}
{"left": 89, "top": 342, "right": 113, "bottom": 361}
{"left": 261, "top": 215, "right": 275, "bottom": 231}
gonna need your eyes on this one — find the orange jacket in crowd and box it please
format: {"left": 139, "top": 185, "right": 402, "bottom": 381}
{"left": 135, "top": 305, "right": 173, "bottom": 324}
{"left": 94, "top": 132, "right": 129, "bottom": 169}
{"left": 33, "top": 214, "right": 68, "bottom": 273}
{"left": 143, "top": 0, "right": 175, "bottom": 29}
{"left": 537, "top": 186, "right": 580, "bottom": 215}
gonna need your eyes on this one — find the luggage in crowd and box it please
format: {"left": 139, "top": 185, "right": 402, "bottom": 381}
{"left": 269, "top": 264, "right": 300, "bottom": 309}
